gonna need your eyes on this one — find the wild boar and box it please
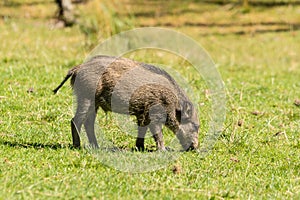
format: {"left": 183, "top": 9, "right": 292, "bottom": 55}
{"left": 53, "top": 55, "right": 199, "bottom": 151}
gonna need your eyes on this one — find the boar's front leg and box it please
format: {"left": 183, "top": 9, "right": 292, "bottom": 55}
{"left": 149, "top": 123, "right": 165, "bottom": 151}
{"left": 148, "top": 104, "right": 167, "bottom": 151}
{"left": 135, "top": 126, "right": 147, "bottom": 151}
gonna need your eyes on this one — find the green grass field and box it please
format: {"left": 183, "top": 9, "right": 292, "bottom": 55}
{"left": 1, "top": 0, "right": 300, "bottom": 199}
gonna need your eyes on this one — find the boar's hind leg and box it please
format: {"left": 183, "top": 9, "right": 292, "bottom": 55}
{"left": 135, "top": 126, "right": 147, "bottom": 151}
{"left": 71, "top": 98, "right": 96, "bottom": 148}
{"left": 71, "top": 118, "right": 81, "bottom": 148}
{"left": 84, "top": 110, "right": 99, "bottom": 148}
{"left": 149, "top": 124, "right": 165, "bottom": 151}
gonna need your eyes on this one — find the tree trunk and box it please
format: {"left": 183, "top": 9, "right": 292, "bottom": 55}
{"left": 55, "top": 0, "right": 75, "bottom": 26}
{"left": 243, "top": 0, "right": 249, "bottom": 7}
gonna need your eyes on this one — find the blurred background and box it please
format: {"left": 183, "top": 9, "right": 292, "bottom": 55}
{"left": 1, "top": 0, "right": 299, "bottom": 71}
{"left": 2, "top": 0, "right": 299, "bottom": 48}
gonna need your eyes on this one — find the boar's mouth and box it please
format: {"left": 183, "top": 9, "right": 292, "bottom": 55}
{"left": 185, "top": 142, "right": 198, "bottom": 151}
{"left": 179, "top": 139, "right": 198, "bottom": 151}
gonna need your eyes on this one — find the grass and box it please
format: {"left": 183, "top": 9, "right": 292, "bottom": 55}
{"left": 0, "top": 0, "right": 300, "bottom": 199}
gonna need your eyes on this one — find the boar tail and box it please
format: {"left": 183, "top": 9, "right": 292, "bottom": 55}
{"left": 53, "top": 65, "right": 80, "bottom": 94}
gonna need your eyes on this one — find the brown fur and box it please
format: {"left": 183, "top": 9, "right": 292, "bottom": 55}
{"left": 54, "top": 55, "right": 199, "bottom": 151}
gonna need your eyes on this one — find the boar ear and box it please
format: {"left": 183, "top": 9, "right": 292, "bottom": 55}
{"left": 176, "top": 100, "right": 193, "bottom": 122}
{"left": 182, "top": 101, "right": 193, "bottom": 118}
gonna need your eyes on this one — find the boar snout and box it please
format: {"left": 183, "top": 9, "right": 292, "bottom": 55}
{"left": 176, "top": 124, "right": 199, "bottom": 151}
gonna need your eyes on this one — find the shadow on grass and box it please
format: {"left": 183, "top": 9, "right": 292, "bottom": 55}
{"left": 132, "top": 8, "right": 208, "bottom": 18}
{"left": 2, "top": 0, "right": 53, "bottom": 7}
{"left": 139, "top": 21, "right": 300, "bottom": 35}
{"left": 0, "top": 140, "right": 160, "bottom": 152}
{"left": 202, "top": 0, "right": 300, "bottom": 7}
{"left": 0, "top": 140, "right": 152, "bottom": 152}
{"left": 0, "top": 140, "right": 74, "bottom": 150}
